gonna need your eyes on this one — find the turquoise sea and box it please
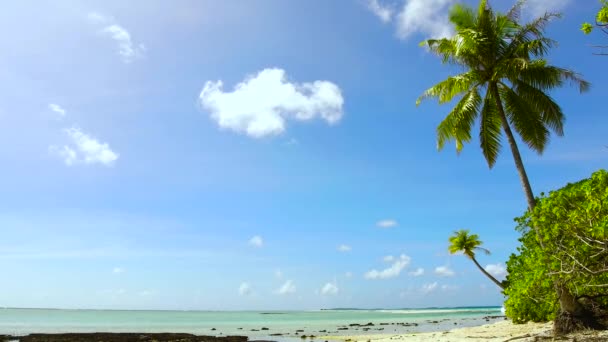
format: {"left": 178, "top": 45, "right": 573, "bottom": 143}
{"left": 0, "top": 307, "right": 503, "bottom": 340}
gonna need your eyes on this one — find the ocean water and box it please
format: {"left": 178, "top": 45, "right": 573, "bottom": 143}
{"left": 0, "top": 307, "right": 504, "bottom": 340}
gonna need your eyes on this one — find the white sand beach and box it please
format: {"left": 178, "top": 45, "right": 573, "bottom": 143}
{"left": 323, "top": 320, "right": 608, "bottom": 341}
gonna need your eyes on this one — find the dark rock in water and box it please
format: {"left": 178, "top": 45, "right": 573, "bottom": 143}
{"left": 8, "top": 333, "right": 250, "bottom": 342}
{"left": 211, "top": 329, "right": 217, "bottom": 331}
{"left": 337, "top": 328, "right": 348, "bottom": 331}
{"left": 318, "top": 330, "right": 326, "bottom": 333}
{"left": 251, "top": 329, "right": 259, "bottom": 332}
{"left": 296, "top": 330, "right": 304, "bottom": 333}
{"left": 260, "top": 328, "right": 269, "bottom": 331}
{"left": 300, "top": 335, "right": 307, "bottom": 339}
{"left": 269, "top": 334, "right": 283, "bottom": 336}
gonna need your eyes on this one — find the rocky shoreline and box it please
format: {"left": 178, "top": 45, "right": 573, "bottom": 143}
{"left": 0, "top": 334, "right": 256, "bottom": 342}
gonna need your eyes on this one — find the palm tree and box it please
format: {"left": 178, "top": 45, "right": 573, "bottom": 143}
{"left": 417, "top": 0, "right": 589, "bottom": 210}
{"left": 449, "top": 229, "right": 504, "bottom": 289}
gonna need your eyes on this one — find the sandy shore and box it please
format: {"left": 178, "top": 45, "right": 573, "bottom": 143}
{"left": 322, "top": 320, "right": 608, "bottom": 341}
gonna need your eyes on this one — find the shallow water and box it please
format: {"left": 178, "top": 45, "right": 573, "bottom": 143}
{"left": 0, "top": 307, "right": 504, "bottom": 341}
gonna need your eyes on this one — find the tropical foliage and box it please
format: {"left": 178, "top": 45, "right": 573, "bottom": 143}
{"left": 582, "top": 0, "right": 608, "bottom": 35}
{"left": 448, "top": 230, "right": 504, "bottom": 289}
{"left": 504, "top": 170, "right": 608, "bottom": 332}
{"left": 417, "top": 0, "right": 589, "bottom": 210}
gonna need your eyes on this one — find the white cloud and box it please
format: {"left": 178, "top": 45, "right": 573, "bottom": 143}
{"left": 249, "top": 235, "right": 263, "bottom": 248}
{"left": 367, "top": 0, "right": 394, "bottom": 23}
{"left": 50, "top": 126, "right": 119, "bottom": 167}
{"left": 199, "top": 68, "right": 344, "bottom": 138}
{"left": 383, "top": 255, "right": 395, "bottom": 262}
{"left": 395, "top": 0, "right": 454, "bottom": 40}
{"left": 112, "top": 267, "right": 125, "bottom": 274}
{"left": 48, "top": 103, "right": 66, "bottom": 119}
{"left": 320, "top": 281, "right": 339, "bottom": 296}
{"left": 138, "top": 290, "right": 156, "bottom": 297}
{"left": 238, "top": 282, "right": 252, "bottom": 296}
{"left": 524, "top": 0, "right": 571, "bottom": 18}
{"left": 277, "top": 280, "right": 296, "bottom": 295}
{"left": 485, "top": 263, "right": 507, "bottom": 279}
{"left": 365, "top": 254, "right": 411, "bottom": 280}
{"left": 408, "top": 267, "right": 424, "bottom": 277}
{"left": 338, "top": 244, "right": 352, "bottom": 252}
{"left": 88, "top": 12, "right": 145, "bottom": 63}
{"left": 434, "top": 266, "right": 455, "bottom": 277}
{"left": 421, "top": 282, "right": 438, "bottom": 294}
{"left": 376, "top": 219, "right": 398, "bottom": 228}
{"left": 441, "top": 284, "right": 458, "bottom": 291}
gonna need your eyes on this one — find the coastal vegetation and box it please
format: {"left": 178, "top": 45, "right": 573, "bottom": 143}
{"left": 418, "top": 0, "right": 606, "bottom": 335}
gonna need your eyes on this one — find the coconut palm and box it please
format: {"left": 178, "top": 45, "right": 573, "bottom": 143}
{"left": 417, "top": 0, "right": 589, "bottom": 210}
{"left": 448, "top": 229, "right": 504, "bottom": 289}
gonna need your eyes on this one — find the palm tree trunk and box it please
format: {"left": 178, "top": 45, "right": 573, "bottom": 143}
{"left": 470, "top": 256, "right": 504, "bottom": 289}
{"left": 490, "top": 83, "right": 536, "bottom": 210}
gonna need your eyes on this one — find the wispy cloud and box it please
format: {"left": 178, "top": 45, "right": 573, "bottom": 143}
{"left": 238, "top": 282, "right": 252, "bottom": 296}
{"left": 112, "top": 267, "right": 125, "bottom": 274}
{"left": 524, "top": 0, "right": 571, "bottom": 18}
{"left": 485, "top": 263, "right": 507, "bottom": 279}
{"left": 434, "top": 265, "right": 455, "bottom": 277}
{"left": 49, "top": 126, "right": 119, "bottom": 167}
{"left": 421, "top": 282, "right": 438, "bottom": 294}
{"left": 320, "top": 281, "right": 339, "bottom": 296}
{"left": 249, "top": 235, "right": 263, "bottom": 248}
{"left": 199, "top": 68, "right": 344, "bottom": 138}
{"left": 365, "top": 254, "right": 411, "bottom": 280}
{"left": 277, "top": 280, "right": 296, "bottom": 295}
{"left": 48, "top": 103, "right": 66, "bottom": 119}
{"left": 87, "top": 12, "right": 145, "bottom": 63}
{"left": 408, "top": 267, "right": 424, "bottom": 276}
{"left": 337, "top": 244, "right": 352, "bottom": 252}
{"left": 367, "top": 0, "right": 394, "bottom": 23}
{"left": 376, "top": 219, "right": 398, "bottom": 228}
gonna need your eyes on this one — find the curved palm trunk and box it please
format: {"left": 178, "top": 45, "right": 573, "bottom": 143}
{"left": 470, "top": 256, "right": 504, "bottom": 289}
{"left": 490, "top": 84, "right": 536, "bottom": 211}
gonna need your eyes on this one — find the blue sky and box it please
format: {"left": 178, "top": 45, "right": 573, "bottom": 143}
{"left": 0, "top": 0, "right": 606, "bottom": 311}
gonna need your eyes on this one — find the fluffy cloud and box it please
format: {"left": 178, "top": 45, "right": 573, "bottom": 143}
{"left": 434, "top": 266, "right": 455, "bottom": 277}
{"left": 376, "top": 219, "right": 398, "bottom": 228}
{"left": 88, "top": 12, "right": 145, "bottom": 63}
{"left": 365, "top": 254, "right": 411, "bottom": 280}
{"left": 396, "top": 0, "right": 454, "bottom": 39}
{"left": 50, "top": 126, "right": 119, "bottom": 167}
{"left": 112, "top": 267, "right": 125, "bottom": 274}
{"left": 320, "top": 281, "right": 339, "bottom": 296}
{"left": 524, "top": 0, "right": 571, "bottom": 17}
{"left": 485, "top": 263, "right": 507, "bottom": 279}
{"left": 238, "top": 282, "right": 252, "bottom": 296}
{"left": 408, "top": 267, "right": 424, "bottom": 277}
{"left": 367, "top": 0, "right": 394, "bottom": 23}
{"left": 199, "top": 68, "right": 344, "bottom": 138}
{"left": 421, "top": 282, "right": 438, "bottom": 294}
{"left": 48, "top": 103, "right": 66, "bottom": 119}
{"left": 338, "top": 244, "right": 352, "bottom": 252}
{"left": 277, "top": 280, "right": 296, "bottom": 295}
{"left": 249, "top": 235, "right": 263, "bottom": 248}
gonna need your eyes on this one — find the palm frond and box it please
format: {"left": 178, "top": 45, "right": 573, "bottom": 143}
{"left": 416, "top": 71, "right": 479, "bottom": 105}
{"left": 499, "top": 83, "right": 549, "bottom": 154}
{"left": 479, "top": 88, "right": 503, "bottom": 168}
{"left": 436, "top": 87, "right": 482, "bottom": 152}
{"left": 512, "top": 80, "right": 564, "bottom": 136}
